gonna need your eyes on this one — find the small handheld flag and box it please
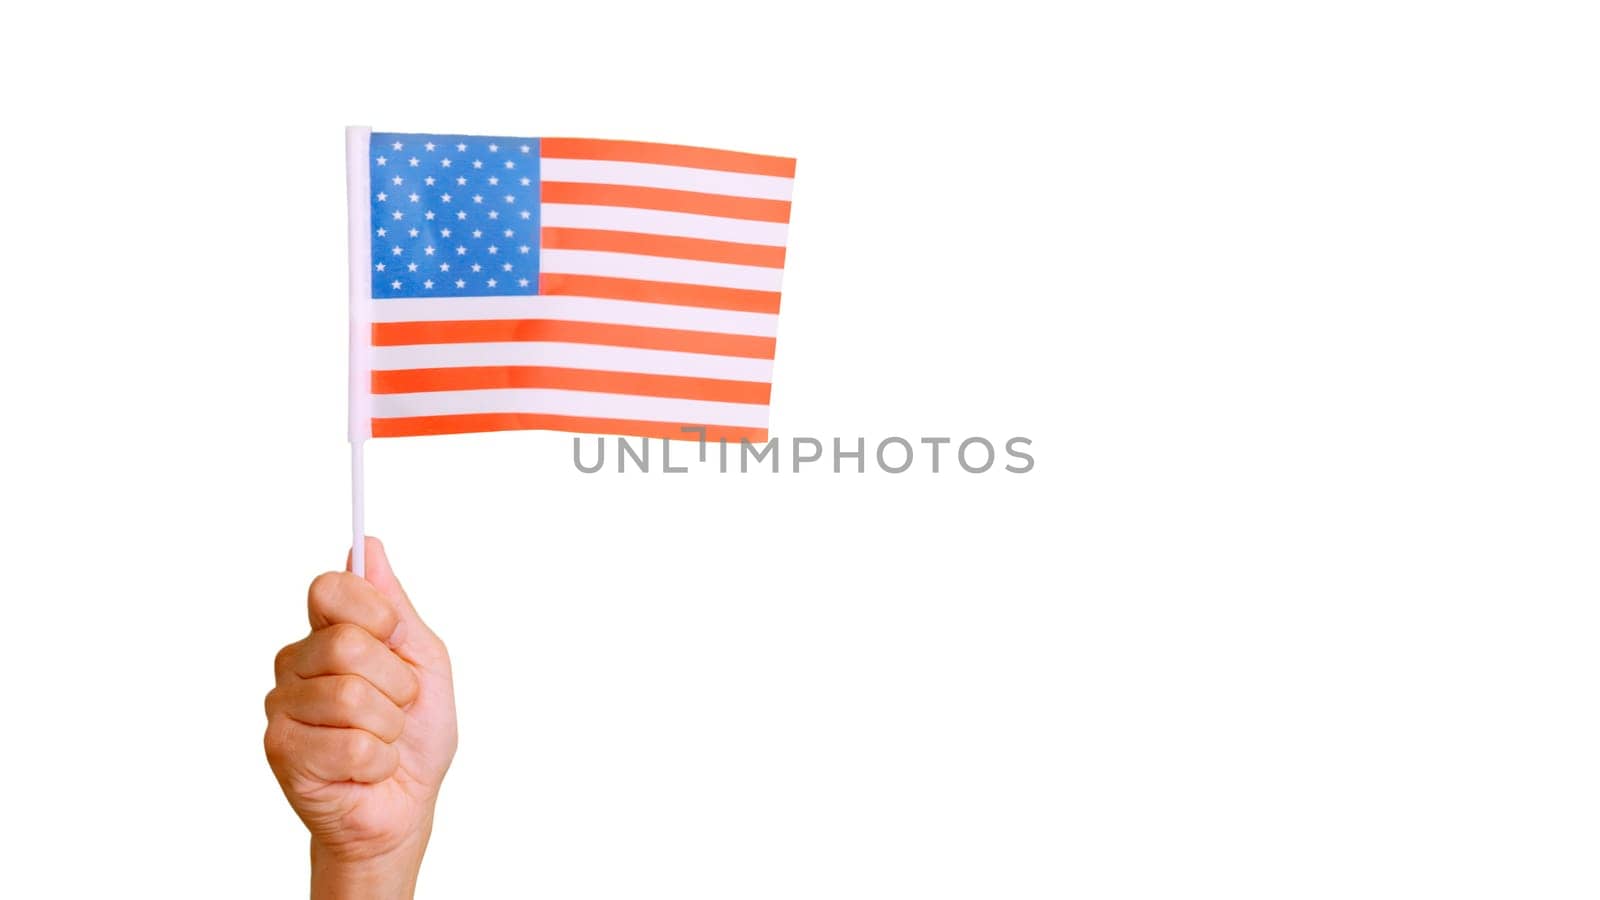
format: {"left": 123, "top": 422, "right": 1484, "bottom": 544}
{"left": 343, "top": 127, "right": 796, "bottom": 574}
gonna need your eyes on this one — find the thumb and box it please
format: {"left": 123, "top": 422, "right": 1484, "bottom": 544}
{"left": 353, "top": 537, "right": 408, "bottom": 607}
{"left": 347, "top": 537, "right": 438, "bottom": 658}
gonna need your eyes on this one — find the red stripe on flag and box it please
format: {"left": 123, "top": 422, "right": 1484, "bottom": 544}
{"left": 372, "top": 319, "right": 775, "bottom": 359}
{"left": 539, "top": 274, "right": 782, "bottom": 315}
{"left": 372, "top": 412, "right": 767, "bottom": 442}
{"left": 372, "top": 366, "right": 772, "bottom": 404}
{"left": 540, "top": 182, "right": 791, "bottom": 223}
{"left": 542, "top": 227, "right": 787, "bottom": 268}
{"left": 540, "top": 138, "right": 796, "bottom": 178}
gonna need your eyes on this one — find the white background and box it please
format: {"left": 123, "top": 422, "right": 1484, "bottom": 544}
{"left": 2, "top": 2, "right": 1596, "bottom": 897}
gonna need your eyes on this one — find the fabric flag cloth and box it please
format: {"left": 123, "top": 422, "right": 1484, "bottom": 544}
{"left": 346, "top": 128, "right": 794, "bottom": 444}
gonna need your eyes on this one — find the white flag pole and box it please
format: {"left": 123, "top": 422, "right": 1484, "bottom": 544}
{"left": 346, "top": 126, "right": 373, "bottom": 579}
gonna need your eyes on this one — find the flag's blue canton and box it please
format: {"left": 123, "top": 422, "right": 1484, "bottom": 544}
{"left": 370, "top": 133, "right": 540, "bottom": 299}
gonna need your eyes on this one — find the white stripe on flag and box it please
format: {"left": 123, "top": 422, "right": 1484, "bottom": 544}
{"left": 541, "top": 249, "right": 785, "bottom": 292}
{"left": 540, "top": 158, "right": 794, "bottom": 201}
{"left": 370, "top": 296, "right": 779, "bottom": 336}
{"left": 540, "top": 203, "right": 790, "bottom": 246}
{"left": 371, "top": 388, "right": 770, "bottom": 427}
{"left": 371, "top": 342, "right": 775, "bottom": 382}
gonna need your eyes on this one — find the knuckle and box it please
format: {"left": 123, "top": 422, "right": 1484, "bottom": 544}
{"left": 307, "top": 571, "right": 345, "bottom": 610}
{"left": 332, "top": 675, "right": 367, "bottom": 711}
{"left": 262, "top": 719, "right": 291, "bottom": 763}
{"left": 345, "top": 732, "right": 379, "bottom": 768}
{"left": 373, "top": 604, "right": 401, "bottom": 638}
{"left": 326, "top": 623, "right": 369, "bottom": 666}
{"left": 273, "top": 643, "right": 298, "bottom": 678}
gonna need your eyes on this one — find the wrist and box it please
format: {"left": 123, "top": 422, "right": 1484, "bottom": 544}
{"left": 310, "top": 818, "right": 434, "bottom": 900}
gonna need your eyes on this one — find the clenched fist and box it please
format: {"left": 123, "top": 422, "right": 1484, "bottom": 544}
{"left": 265, "top": 538, "right": 458, "bottom": 899}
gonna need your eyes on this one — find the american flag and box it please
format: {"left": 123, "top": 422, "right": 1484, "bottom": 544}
{"left": 347, "top": 129, "right": 794, "bottom": 443}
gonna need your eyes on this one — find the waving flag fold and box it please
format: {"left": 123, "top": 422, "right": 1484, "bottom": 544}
{"left": 346, "top": 128, "right": 795, "bottom": 444}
